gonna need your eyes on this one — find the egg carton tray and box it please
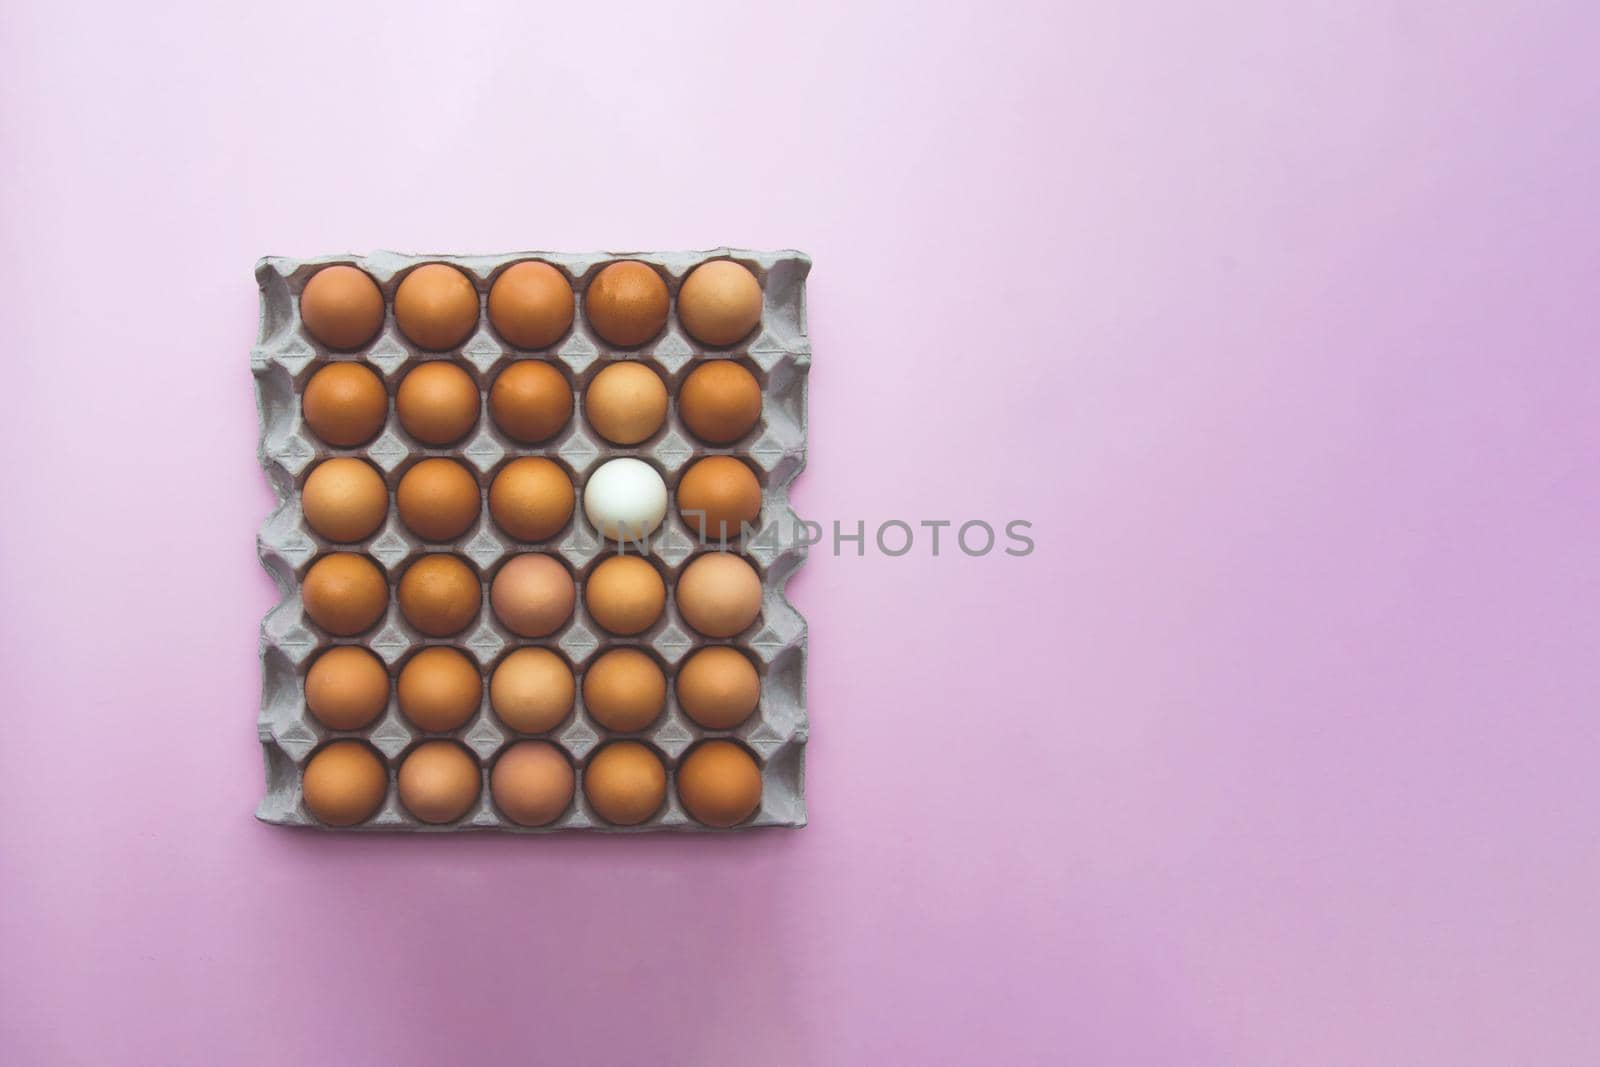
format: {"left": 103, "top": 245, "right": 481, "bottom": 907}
{"left": 251, "top": 248, "right": 810, "bottom": 832}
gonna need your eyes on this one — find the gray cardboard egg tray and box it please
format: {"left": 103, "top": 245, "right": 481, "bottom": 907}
{"left": 251, "top": 249, "right": 810, "bottom": 832}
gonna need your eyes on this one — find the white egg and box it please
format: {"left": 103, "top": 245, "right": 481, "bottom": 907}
{"left": 583, "top": 458, "right": 668, "bottom": 542}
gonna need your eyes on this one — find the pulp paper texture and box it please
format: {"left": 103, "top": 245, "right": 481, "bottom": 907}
{"left": 252, "top": 249, "right": 810, "bottom": 832}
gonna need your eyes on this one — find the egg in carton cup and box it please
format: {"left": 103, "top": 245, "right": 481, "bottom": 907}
{"left": 252, "top": 249, "right": 810, "bottom": 832}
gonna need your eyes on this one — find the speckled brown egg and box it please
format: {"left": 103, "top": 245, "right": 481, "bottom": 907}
{"left": 300, "top": 265, "right": 385, "bottom": 350}
{"left": 489, "top": 554, "right": 575, "bottom": 637}
{"left": 302, "top": 362, "right": 388, "bottom": 447}
{"left": 582, "top": 648, "right": 667, "bottom": 732}
{"left": 396, "top": 458, "right": 480, "bottom": 542}
{"left": 676, "top": 456, "right": 762, "bottom": 541}
{"left": 397, "top": 740, "right": 480, "bottom": 823}
{"left": 302, "top": 553, "right": 388, "bottom": 636}
{"left": 396, "top": 361, "right": 480, "bottom": 445}
{"left": 489, "top": 458, "right": 574, "bottom": 541}
{"left": 490, "top": 361, "right": 573, "bottom": 443}
{"left": 584, "top": 261, "right": 668, "bottom": 347}
{"left": 302, "top": 458, "right": 388, "bottom": 543}
{"left": 397, "top": 554, "right": 480, "bottom": 636}
{"left": 583, "top": 362, "right": 668, "bottom": 445}
{"left": 304, "top": 646, "right": 390, "bottom": 731}
{"left": 490, "top": 648, "right": 575, "bottom": 733}
{"left": 302, "top": 741, "right": 387, "bottom": 826}
{"left": 676, "top": 553, "right": 762, "bottom": 637}
{"left": 491, "top": 741, "right": 574, "bottom": 826}
{"left": 676, "top": 646, "right": 760, "bottom": 729}
{"left": 677, "top": 260, "right": 763, "bottom": 347}
{"left": 397, "top": 646, "right": 483, "bottom": 732}
{"left": 679, "top": 360, "right": 762, "bottom": 444}
{"left": 394, "top": 263, "right": 479, "bottom": 351}
{"left": 583, "top": 741, "right": 666, "bottom": 826}
{"left": 488, "top": 262, "right": 574, "bottom": 349}
{"left": 677, "top": 740, "right": 762, "bottom": 827}
{"left": 584, "top": 555, "right": 666, "bottom": 635}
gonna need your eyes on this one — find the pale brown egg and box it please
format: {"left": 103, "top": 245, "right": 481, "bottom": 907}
{"left": 490, "top": 360, "right": 573, "bottom": 443}
{"left": 583, "top": 362, "right": 668, "bottom": 445}
{"left": 396, "top": 361, "right": 480, "bottom": 445}
{"left": 491, "top": 741, "right": 574, "bottom": 826}
{"left": 489, "top": 458, "right": 574, "bottom": 541}
{"left": 582, "top": 648, "right": 666, "bottom": 732}
{"left": 490, "top": 554, "right": 575, "bottom": 637}
{"left": 675, "top": 646, "right": 760, "bottom": 729}
{"left": 490, "top": 647, "right": 575, "bottom": 733}
{"left": 676, "top": 554, "right": 762, "bottom": 637}
{"left": 301, "top": 458, "right": 388, "bottom": 543}
{"left": 584, "top": 261, "right": 669, "bottom": 347}
{"left": 679, "top": 360, "right": 762, "bottom": 444}
{"left": 397, "top": 740, "right": 480, "bottom": 823}
{"left": 302, "top": 741, "right": 388, "bottom": 826}
{"left": 304, "top": 646, "right": 390, "bottom": 731}
{"left": 302, "top": 553, "right": 388, "bottom": 635}
{"left": 302, "top": 362, "right": 388, "bottom": 447}
{"left": 397, "top": 646, "right": 483, "bottom": 732}
{"left": 677, "top": 740, "right": 762, "bottom": 827}
{"left": 394, "top": 263, "right": 480, "bottom": 351}
{"left": 488, "top": 262, "right": 574, "bottom": 349}
{"left": 584, "top": 556, "right": 666, "bottom": 635}
{"left": 300, "top": 265, "right": 385, "bottom": 350}
{"left": 676, "top": 456, "right": 762, "bottom": 541}
{"left": 397, "top": 554, "right": 480, "bottom": 636}
{"left": 396, "top": 458, "right": 480, "bottom": 542}
{"left": 583, "top": 741, "right": 666, "bottom": 825}
{"left": 677, "top": 260, "right": 763, "bottom": 347}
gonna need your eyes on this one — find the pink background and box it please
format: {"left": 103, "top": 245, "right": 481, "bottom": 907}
{"left": 3, "top": 2, "right": 1597, "bottom": 1064}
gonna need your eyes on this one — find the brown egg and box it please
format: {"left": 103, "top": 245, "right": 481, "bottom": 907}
{"left": 584, "top": 362, "right": 668, "bottom": 445}
{"left": 677, "top": 260, "right": 763, "bottom": 347}
{"left": 489, "top": 458, "right": 574, "bottom": 541}
{"left": 490, "top": 648, "right": 575, "bottom": 733}
{"left": 490, "top": 360, "right": 572, "bottom": 443}
{"left": 397, "top": 646, "right": 483, "bottom": 732}
{"left": 677, "top": 740, "right": 762, "bottom": 827}
{"left": 301, "top": 362, "right": 388, "bottom": 447}
{"left": 488, "top": 262, "right": 574, "bottom": 349}
{"left": 396, "top": 361, "right": 480, "bottom": 445}
{"left": 396, "top": 458, "right": 480, "bottom": 541}
{"left": 302, "top": 553, "right": 388, "bottom": 635}
{"left": 301, "top": 458, "right": 389, "bottom": 543}
{"left": 679, "top": 360, "right": 762, "bottom": 444}
{"left": 583, "top": 741, "right": 666, "bottom": 825}
{"left": 676, "top": 553, "right": 762, "bottom": 637}
{"left": 302, "top": 741, "right": 387, "bottom": 826}
{"left": 394, "top": 263, "right": 480, "bottom": 351}
{"left": 584, "top": 261, "right": 669, "bottom": 347}
{"left": 397, "top": 741, "right": 480, "bottom": 823}
{"left": 585, "top": 555, "right": 666, "bottom": 635}
{"left": 300, "top": 265, "right": 385, "bottom": 350}
{"left": 676, "top": 646, "right": 760, "bottom": 729}
{"left": 491, "top": 741, "right": 574, "bottom": 826}
{"left": 582, "top": 648, "right": 666, "bottom": 732}
{"left": 397, "top": 554, "right": 480, "bottom": 636}
{"left": 304, "top": 646, "right": 390, "bottom": 731}
{"left": 677, "top": 456, "right": 762, "bottom": 541}
{"left": 490, "top": 554, "right": 575, "bottom": 637}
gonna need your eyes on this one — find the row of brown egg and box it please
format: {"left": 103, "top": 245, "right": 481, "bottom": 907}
{"left": 304, "top": 736, "right": 762, "bottom": 829}
{"left": 299, "top": 258, "right": 763, "bottom": 355}
{"left": 299, "top": 549, "right": 761, "bottom": 644}
{"left": 300, "top": 354, "right": 763, "bottom": 451}
{"left": 308, "top": 641, "right": 757, "bottom": 737}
